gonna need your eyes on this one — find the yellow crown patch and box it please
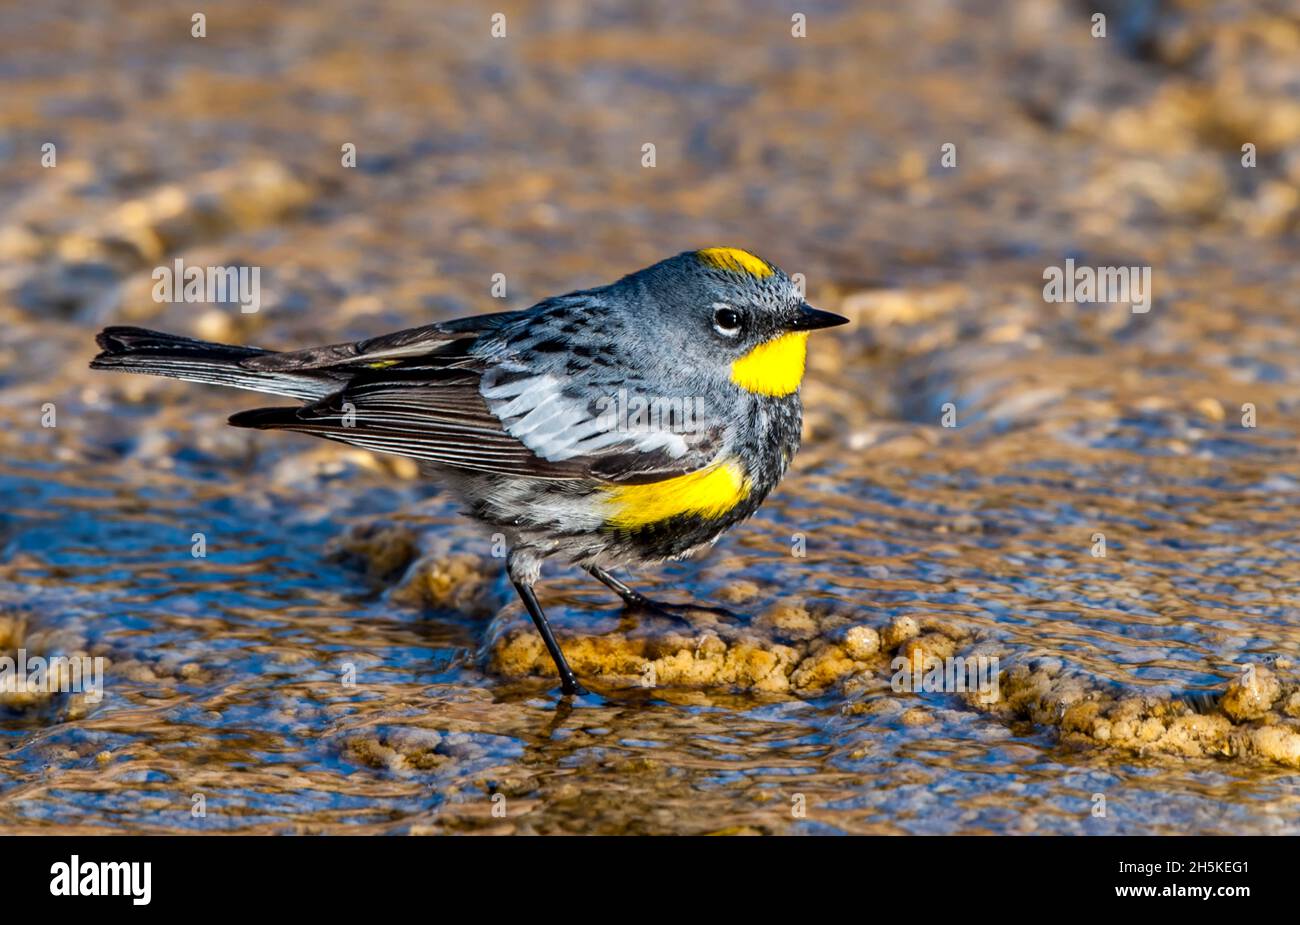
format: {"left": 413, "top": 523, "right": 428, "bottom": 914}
{"left": 695, "top": 247, "right": 774, "bottom": 278}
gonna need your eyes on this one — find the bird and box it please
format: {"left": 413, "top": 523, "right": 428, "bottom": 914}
{"left": 90, "top": 247, "right": 848, "bottom": 696}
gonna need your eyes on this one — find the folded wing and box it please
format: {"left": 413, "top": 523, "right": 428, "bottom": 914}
{"left": 229, "top": 311, "right": 724, "bottom": 483}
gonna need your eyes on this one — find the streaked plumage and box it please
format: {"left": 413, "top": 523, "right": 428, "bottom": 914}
{"left": 91, "top": 248, "right": 848, "bottom": 695}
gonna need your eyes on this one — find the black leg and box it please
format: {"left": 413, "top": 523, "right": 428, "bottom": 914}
{"left": 584, "top": 565, "right": 741, "bottom": 625}
{"left": 586, "top": 564, "right": 657, "bottom": 608}
{"left": 510, "top": 577, "right": 587, "bottom": 696}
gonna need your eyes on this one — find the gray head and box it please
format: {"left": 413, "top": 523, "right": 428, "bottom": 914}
{"left": 605, "top": 247, "right": 848, "bottom": 396}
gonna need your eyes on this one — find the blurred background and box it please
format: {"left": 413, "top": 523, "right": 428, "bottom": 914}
{"left": 2, "top": 0, "right": 1299, "bottom": 834}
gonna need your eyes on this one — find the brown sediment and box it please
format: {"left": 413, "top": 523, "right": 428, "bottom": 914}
{"left": 0, "top": 613, "right": 101, "bottom": 720}
{"left": 325, "top": 521, "right": 421, "bottom": 584}
{"left": 484, "top": 583, "right": 1300, "bottom": 769}
{"left": 342, "top": 727, "right": 448, "bottom": 773}
{"left": 487, "top": 599, "right": 967, "bottom": 697}
{"left": 391, "top": 551, "right": 497, "bottom": 616}
{"left": 327, "top": 520, "right": 502, "bottom": 617}
{"left": 4, "top": 159, "right": 315, "bottom": 325}
{"left": 969, "top": 659, "right": 1300, "bottom": 769}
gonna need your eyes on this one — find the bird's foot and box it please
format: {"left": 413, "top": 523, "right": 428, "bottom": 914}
{"left": 627, "top": 597, "right": 744, "bottom": 629}
{"left": 559, "top": 675, "right": 589, "bottom": 697}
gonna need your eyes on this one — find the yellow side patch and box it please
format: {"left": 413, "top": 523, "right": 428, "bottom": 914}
{"left": 696, "top": 247, "right": 774, "bottom": 278}
{"left": 603, "top": 460, "right": 751, "bottom": 529}
{"left": 365, "top": 359, "right": 401, "bottom": 369}
{"left": 730, "top": 331, "right": 809, "bottom": 396}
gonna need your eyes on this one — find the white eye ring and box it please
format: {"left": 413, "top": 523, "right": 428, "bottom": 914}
{"left": 712, "top": 303, "right": 742, "bottom": 337}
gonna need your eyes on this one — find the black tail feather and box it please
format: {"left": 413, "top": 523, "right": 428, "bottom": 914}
{"left": 92, "top": 325, "right": 269, "bottom": 365}
{"left": 227, "top": 406, "right": 301, "bottom": 429}
{"left": 91, "top": 326, "right": 337, "bottom": 401}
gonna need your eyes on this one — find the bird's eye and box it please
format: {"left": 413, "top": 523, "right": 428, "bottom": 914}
{"left": 712, "top": 305, "right": 744, "bottom": 337}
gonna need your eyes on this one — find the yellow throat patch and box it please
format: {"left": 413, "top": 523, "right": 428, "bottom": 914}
{"left": 730, "top": 331, "right": 809, "bottom": 396}
{"left": 603, "top": 460, "right": 751, "bottom": 529}
{"left": 695, "top": 247, "right": 774, "bottom": 278}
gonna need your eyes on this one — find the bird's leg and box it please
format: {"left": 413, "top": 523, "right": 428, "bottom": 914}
{"left": 510, "top": 578, "right": 587, "bottom": 696}
{"left": 585, "top": 565, "right": 741, "bottom": 625}
{"left": 507, "top": 549, "right": 586, "bottom": 696}
{"left": 585, "top": 564, "right": 658, "bottom": 609}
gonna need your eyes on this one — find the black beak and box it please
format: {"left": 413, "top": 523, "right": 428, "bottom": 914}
{"left": 787, "top": 302, "right": 849, "bottom": 331}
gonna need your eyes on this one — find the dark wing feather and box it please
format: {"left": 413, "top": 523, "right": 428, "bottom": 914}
{"left": 239, "top": 310, "right": 527, "bottom": 372}
{"left": 230, "top": 305, "right": 725, "bottom": 483}
{"left": 229, "top": 363, "right": 589, "bottom": 479}
{"left": 96, "top": 310, "right": 724, "bottom": 484}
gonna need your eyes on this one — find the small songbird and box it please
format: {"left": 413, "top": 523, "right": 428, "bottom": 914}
{"left": 91, "top": 247, "right": 848, "bottom": 695}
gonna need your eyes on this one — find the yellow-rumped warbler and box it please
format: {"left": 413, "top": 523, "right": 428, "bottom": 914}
{"left": 92, "top": 247, "right": 848, "bottom": 695}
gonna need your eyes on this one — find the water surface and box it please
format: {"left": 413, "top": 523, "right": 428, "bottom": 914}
{"left": 2, "top": 0, "right": 1299, "bottom": 834}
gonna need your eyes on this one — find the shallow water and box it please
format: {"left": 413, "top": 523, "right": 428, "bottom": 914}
{"left": 2, "top": 0, "right": 1300, "bottom": 834}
